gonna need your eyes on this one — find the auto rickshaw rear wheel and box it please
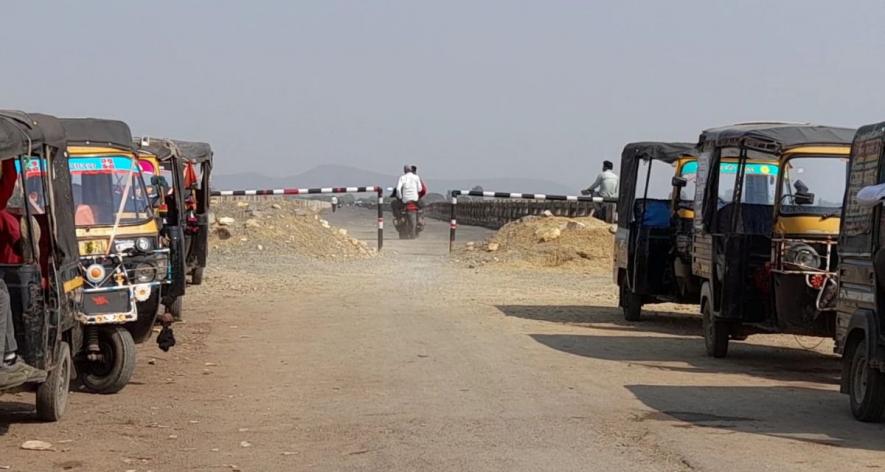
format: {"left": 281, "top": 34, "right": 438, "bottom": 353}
{"left": 79, "top": 326, "right": 136, "bottom": 394}
{"left": 702, "top": 301, "right": 729, "bottom": 358}
{"left": 621, "top": 286, "right": 642, "bottom": 322}
{"left": 847, "top": 339, "right": 885, "bottom": 422}
{"left": 36, "top": 341, "right": 71, "bottom": 422}
{"left": 170, "top": 296, "right": 184, "bottom": 322}
{"left": 191, "top": 267, "right": 204, "bottom": 285}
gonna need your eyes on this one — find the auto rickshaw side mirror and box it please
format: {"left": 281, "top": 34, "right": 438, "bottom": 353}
{"left": 671, "top": 176, "right": 687, "bottom": 188}
{"left": 794, "top": 192, "right": 815, "bottom": 205}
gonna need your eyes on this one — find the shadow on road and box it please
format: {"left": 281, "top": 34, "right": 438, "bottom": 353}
{"left": 627, "top": 384, "right": 885, "bottom": 451}
{"left": 497, "top": 304, "right": 701, "bottom": 337}
{"left": 0, "top": 400, "right": 40, "bottom": 434}
{"left": 529, "top": 333, "right": 841, "bottom": 385}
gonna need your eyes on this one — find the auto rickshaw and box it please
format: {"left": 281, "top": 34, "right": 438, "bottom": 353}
{"left": 135, "top": 137, "right": 214, "bottom": 319}
{"left": 614, "top": 142, "right": 700, "bottom": 321}
{"left": 60, "top": 118, "right": 172, "bottom": 393}
{"left": 0, "top": 111, "right": 82, "bottom": 420}
{"left": 834, "top": 121, "right": 885, "bottom": 422}
{"left": 692, "top": 122, "right": 855, "bottom": 358}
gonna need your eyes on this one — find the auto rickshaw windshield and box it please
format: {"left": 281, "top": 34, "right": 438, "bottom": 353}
{"left": 69, "top": 156, "right": 153, "bottom": 226}
{"left": 779, "top": 156, "right": 848, "bottom": 216}
{"left": 716, "top": 161, "right": 780, "bottom": 206}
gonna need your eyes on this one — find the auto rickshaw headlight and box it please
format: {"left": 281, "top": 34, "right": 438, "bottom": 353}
{"left": 132, "top": 263, "right": 157, "bottom": 283}
{"left": 85, "top": 264, "right": 106, "bottom": 283}
{"left": 136, "top": 237, "right": 153, "bottom": 252}
{"left": 784, "top": 243, "right": 821, "bottom": 270}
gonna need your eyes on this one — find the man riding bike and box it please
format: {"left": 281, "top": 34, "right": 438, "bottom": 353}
{"left": 394, "top": 165, "right": 424, "bottom": 239}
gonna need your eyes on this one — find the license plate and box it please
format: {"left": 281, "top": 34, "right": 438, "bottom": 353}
{"left": 83, "top": 289, "right": 130, "bottom": 314}
{"left": 79, "top": 239, "right": 107, "bottom": 256}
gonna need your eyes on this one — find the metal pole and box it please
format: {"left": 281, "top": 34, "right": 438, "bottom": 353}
{"left": 449, "top": 194, "right": 458, "bottom": 253}
{"left": 377, "top": 188, "right": 384, "bottom": 251}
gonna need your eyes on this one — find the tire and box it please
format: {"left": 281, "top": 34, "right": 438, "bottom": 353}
{"left": 191, "top": 266, "right": 204, "bottom": 286}
{"left": 702, "top": 301, "right": 729, "bottom": 358}
{"left": 79, "top": 326, "right": 136, "bottom": 394}
{"left": 36, "top": 341, "right": 71, "bottom": 422}
{"left": 621, "top": 286, "right": 642, "bottom": 322}
{"left": 406, "top": 212, "right": 418, "bottom": 239}
{"left": 169, "top": 296, "right": 184, "bottom": 322}
{"left": 847, "top": 340, "right": 885, "bottom": 422}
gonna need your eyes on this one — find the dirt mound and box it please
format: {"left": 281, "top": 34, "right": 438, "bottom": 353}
{"left": 456, "top": 215, "right": 614, "bottom": 272}
{"left": 209, "top": 198, "right": 375, "bottom": 260}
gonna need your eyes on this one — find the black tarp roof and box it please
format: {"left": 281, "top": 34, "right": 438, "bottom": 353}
{"left": 135, "top": 137, "right": 213, "bottom": 164}
{"left": 621, "top": 142, "right": 697, "bottom": 164}
{"left": 0, "top": 111, "right": 66, "bottom": 158}
{"left": 60, "top": 118, "right": 133, "bottom": 150}
{"left": 698, "top": 122, "right": 856, "bottom": 152}
{"left": 852, "top": 121, "right": 885, "bottom": 144}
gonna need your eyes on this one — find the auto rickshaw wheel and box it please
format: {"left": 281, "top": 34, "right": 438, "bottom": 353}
{"left": 191, "top": 267, "right": 204, "bottom": 285}
{"left": 36, "top": 341, "right": 71, "bottom": 422}
{"left": 847, "top": 340, "right": 885, "bottom": 422}
{"left": 170, "top": 296, "right": 184, "bottom": 322}
{"left": 621, "top": 286, "right": 642, "bottom": 322}
{"left": 79, "top": 326, "right": 136, "bottom": 394}
{"left": 702, "top": 301, "right": 729, "bottom": 358}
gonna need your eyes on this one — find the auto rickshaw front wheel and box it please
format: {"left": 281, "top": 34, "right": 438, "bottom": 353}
{"left": 79, "top": 326, "right": 136, "bottom": 394}
{"left": 702, "top": 302, "right": 729, "bottom": 358}
{"left": 847, "top": 340, "right": 885, "bottom": 422}
{"left": 35, "top": 341, "right": 71, "bottom": 422}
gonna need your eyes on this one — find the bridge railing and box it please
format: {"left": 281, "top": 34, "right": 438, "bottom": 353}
{"left": 425, "top": 200, "right": 601, "bottom": 229}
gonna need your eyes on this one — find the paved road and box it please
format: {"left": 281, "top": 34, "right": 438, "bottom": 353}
{"left": 1, "top": 207, "right": 883, "bottom": 471}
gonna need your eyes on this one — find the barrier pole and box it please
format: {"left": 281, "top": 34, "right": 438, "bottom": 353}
{"left": 449, "top": 191, "right": 459, "bottom": 253}
{"left": 377, "top": 188, "right": 384, "bottom": 251}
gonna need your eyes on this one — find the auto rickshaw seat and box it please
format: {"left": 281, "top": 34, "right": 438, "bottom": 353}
{"left": 633, "top": 199, "right": 672, "bottom": 229}
{"left": 715, "top": 203, "right": 774, "bottom": 235}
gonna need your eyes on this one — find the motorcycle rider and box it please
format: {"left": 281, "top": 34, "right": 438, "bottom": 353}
{"left": 395, "top": 165, "right": 424, "bottom": 239}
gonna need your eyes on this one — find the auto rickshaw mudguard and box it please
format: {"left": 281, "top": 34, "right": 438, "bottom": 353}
{"left": 126, "top": 289, "right": 161, "bottom": 343}
{"left": 839, "top": 309, "right": 883, "bottom": 393}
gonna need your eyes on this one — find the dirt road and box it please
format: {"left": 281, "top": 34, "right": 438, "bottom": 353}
{"left": 2, "top": 208, "right": 884, "bottom": 471}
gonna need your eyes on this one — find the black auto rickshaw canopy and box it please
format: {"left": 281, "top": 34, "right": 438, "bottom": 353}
{"left": 0, "top": 111, "right": 78, "bottom": 269}
{"left": 135, "top": 137, "right": 213, "bottom": 164}
{"left": 60, "top": 118, "right": 134, "bottom": 151}
{"left": 698, "top": 122, "right": 856, "bottom": 153}
{"left": 617, "top": 141, "right": 698, "bottom": 229}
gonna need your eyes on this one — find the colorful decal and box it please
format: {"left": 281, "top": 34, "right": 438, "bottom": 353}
{"left": 69, "top": 156, "right": 139, "bottom": 174}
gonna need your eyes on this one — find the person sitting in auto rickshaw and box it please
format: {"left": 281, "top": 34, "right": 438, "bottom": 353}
{"left": 0, "top": 159, "right": 45, "bottom": 389}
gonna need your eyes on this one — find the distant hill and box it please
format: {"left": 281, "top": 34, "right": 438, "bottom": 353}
{"left": 213, "top": 164, "right": 577, "bottom": 195}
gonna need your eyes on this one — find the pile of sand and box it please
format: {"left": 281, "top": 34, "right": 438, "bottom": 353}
{"left": 209, "top": 198, "right": 375, "bottom": 260}
{"left": 456, "top": 215, "right": 614, "bottom": 272}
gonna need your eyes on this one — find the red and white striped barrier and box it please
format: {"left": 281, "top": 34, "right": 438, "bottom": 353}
{"left": 211, "top": 186, "right": 385, "bottom": 250}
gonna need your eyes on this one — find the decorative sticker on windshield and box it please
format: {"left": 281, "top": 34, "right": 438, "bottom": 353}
{"left": 69, "top": 156, "right": 139, "bottom": 173}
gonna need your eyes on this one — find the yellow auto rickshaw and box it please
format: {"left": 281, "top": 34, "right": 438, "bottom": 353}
{"left": 692, "top": 122, "right": 855, "bottom": 357}
{"left": 60, "top": 118, "right": 172, "bottom": 393}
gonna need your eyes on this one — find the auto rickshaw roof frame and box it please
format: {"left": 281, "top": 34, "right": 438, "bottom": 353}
{"left": 699, "top": 122, "right": 856, "bottom": 155}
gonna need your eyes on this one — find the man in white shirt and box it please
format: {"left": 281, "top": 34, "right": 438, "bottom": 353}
{"left": 396, "top": 165, "right": 423, "bottom": 203}
{"left": 582, "top": 160, "right": 619, "bottom": 199}
{"left": 582, "top": 160, "right": 619, "bottom": 222}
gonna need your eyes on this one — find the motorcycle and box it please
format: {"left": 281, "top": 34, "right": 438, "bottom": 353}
{"left": 393, "top": 199, "right": 424, "bottom": 239}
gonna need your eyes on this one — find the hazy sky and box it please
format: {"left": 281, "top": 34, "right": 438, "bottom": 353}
{"left": 2, "top": 1, "right": 884, "bottom": 190}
